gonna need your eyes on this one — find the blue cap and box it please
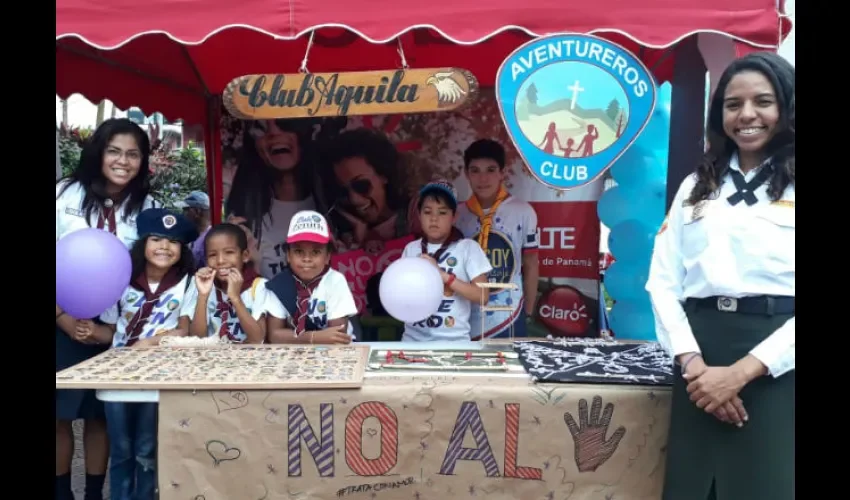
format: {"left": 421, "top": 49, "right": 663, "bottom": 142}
{"left": 419, "top": 179, "right": 458, "bottom": 205}
{"left": 174, "top": 191, "right": 210, "bottom": 209}
{"left": 136, "top": 208, "right": 199, "bottom": 244}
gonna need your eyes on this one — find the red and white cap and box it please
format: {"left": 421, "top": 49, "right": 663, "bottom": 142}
{"left": 287, "top": 210, "right": 331, "bottom": 244}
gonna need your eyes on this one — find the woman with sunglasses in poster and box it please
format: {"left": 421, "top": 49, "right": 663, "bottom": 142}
{"left": 225, "top": 119, "right": 327, "bottom": 279}
{"left": 321, "top": 128, "right": 418, "bottom": 252}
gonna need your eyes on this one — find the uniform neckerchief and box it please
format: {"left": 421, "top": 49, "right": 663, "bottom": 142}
{"left": 420, "top": 227, "right": 464, "bottom": 263}
{"left": 466, "top": 186, "right": 510, "bottom": 251}
{"left": 213, "top": 266, "right": 260, "bottom": 340}
{"left": 292, "top": 266, "right": 331, "bottom": 337}
{"left": 124, "top": 267, "right": 183, "bottom": 346}
{"left": 727, "top": 165, "right": 774, "bottom": 206}
{"left": 96, "top": 201, "right": 118, "bottom": 235}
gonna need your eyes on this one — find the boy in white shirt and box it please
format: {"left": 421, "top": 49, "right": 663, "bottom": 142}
{"left": 456, "top": 139, "right": 540, "bottom": 339}
{"left": 265, "top": 210, "right": 358, "bottom": 344}
{"left": 401, "top": 180, "right": 493, "bottom": 342}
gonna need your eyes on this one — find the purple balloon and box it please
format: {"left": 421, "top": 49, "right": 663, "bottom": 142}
{"left": 56, "top": 228, "right": 132, "bottom": 319}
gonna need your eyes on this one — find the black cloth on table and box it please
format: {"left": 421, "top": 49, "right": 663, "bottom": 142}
{"left": 513, "top": 340, "right": 674, "bottom": 386}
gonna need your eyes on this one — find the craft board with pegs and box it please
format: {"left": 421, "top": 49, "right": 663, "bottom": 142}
{"left": 367, "top": 347, "right": 524, "bottom": 373}
{"left": 55, "top": 344, "right": 371, "bottom": 390}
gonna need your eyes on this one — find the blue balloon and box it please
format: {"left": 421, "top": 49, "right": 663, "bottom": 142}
{"left": 608, "top": 219, "right": 656, "bottom": 263}
{"left": 611, "top": 146, "right": 666, "bottom": 189}
{"left": 636, "top": 98, "right": 671, "bottom": 152}
{"left": 653, "top": 148, "right": 669, "bottom": 171}
{"left": 657, "top": 81, "right": 673, "bottom": 118}
{"left": 603, "top": 260, "right": 650, "bottom": 303}
{"left": 609, "top": 298, "right": 657, "bottom": 341}
{"left": 618, "top": 180, "right": 666, "bottom": 230}
{"left": 597, "top": 186, "right": 632, "bottom": 229}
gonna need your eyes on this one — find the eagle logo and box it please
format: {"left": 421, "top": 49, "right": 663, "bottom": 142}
{"left": 426, "top": 72, "right": 467, "bottom": 106}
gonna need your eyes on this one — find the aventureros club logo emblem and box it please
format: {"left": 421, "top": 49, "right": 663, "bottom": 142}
{"left": 496, "top": 34, "right": 657, "bottom": 191}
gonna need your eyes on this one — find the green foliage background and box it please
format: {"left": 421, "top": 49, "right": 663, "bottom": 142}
{"left": 58, "top": 131, "right": 207, "bottom": 209}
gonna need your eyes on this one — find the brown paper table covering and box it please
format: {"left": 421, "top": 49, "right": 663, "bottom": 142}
{"left": 158, "top": 374, "right": 671, "bottom": 500}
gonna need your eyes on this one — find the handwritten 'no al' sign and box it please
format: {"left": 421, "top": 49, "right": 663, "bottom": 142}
{"left": 495, "top": 34, "right": 657, "bottom": 191}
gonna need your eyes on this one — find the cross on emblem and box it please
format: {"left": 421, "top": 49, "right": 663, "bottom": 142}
{"left": 568, "top": 80, "right": 585, "bottom": 110}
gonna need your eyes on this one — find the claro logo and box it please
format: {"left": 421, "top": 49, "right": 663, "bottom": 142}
{"left": 536, "top": 286, "right": 592, "bottom": 336}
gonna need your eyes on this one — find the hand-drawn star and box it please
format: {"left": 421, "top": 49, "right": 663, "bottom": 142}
{"left": 170, "top": 480, "right": 180, "bottom": 489}
{"left": 179, "top": 418, "right": 190, "bottom": 428}
{"left": 542, "top": 460, "right": 551, "bottom": 470}
{"left": 532, "top": 416, "right": 542, "bottom": 426}
{"left": 267, "top": 464, "right": 277, "bottom": 475}
{"left": 403, "top": 403, "right": 409, "bottom": 410}
{"left": 468, "top": 485, "right": 476, "bottom": 496}
{"left": 339, "top": 397, "right": 348, "bottom": 404}
{"left": 647, "top": 391, "right": 656, "bottom": 401}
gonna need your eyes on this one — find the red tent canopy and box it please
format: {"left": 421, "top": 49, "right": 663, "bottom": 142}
{"left": 57, "top": 0, "right": 787, "bottom": 123}
{"left": 56, "top": 0, "right": 788, "bottom": 222}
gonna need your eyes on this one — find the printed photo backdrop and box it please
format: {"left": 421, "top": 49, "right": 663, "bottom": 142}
{"left": 220, "top": 90, "right": 604, "bottom": 338}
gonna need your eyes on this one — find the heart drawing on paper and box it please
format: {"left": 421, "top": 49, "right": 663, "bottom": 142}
{"left": 494, "top": 33, "right": 657, "bottom": 192}
{"left": 211, "top": 391, "right": 249, "bottom": 413}
{"left": 206, "top": 439, "right": 242, "bottom": 467}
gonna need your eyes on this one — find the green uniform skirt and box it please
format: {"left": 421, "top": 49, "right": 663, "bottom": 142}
{"left": 662, "top": 302, "right": 794, "bottom": 500}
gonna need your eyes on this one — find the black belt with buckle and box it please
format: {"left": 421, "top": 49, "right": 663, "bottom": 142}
{"left": 686, "top": 296, "right": 795, "bottom": 315}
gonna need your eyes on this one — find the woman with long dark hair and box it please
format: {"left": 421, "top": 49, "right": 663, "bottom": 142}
{"left": 225, "top": 119, "right": 322, "bottom": 278}
{"left": 646, "top": 51, "right": 794, "bottom": 500}
{"left": 55, "top": 118, "right": 159, "bottom": 500}
{"left": 320, "top": 128, "right": 416, "bottom": 251}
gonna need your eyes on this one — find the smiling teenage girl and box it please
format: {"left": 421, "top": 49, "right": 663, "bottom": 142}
{"left": 55, "top": 118, "right": 158, "bottom": 500}
{"left": 646, "top": 52, "right": 795, "bottom": 500}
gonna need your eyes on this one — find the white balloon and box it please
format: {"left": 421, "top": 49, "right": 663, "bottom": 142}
{"left": 379, "top": 257, "right": 444, "bottom": 323}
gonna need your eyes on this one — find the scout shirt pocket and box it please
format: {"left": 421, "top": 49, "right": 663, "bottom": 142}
{"left": 753, "top": 201, "right": 795, "bottom": 270}
{"left": 680, "top": 200, "right": 711, "bottom": 259}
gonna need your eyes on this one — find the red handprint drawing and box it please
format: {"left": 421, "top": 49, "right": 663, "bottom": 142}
{"left": 564, "top": 395, "right": 627, "bottom": 472}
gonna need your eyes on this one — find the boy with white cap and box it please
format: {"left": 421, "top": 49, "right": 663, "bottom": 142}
{"left": 264, "top": 210, "right": 357, "bottom": 344}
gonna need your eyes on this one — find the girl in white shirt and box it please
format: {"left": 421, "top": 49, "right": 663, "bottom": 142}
{"left": 265, "top": 210, "right": 358, "bottom": 344}
{"left": 646, "top": 52, "right": 794, "bottom": 500}
{"left": 401, "top": 180, "right": 493, "bottom": 342}
{"left": 82, "top": 208, "right": 197, "bottom": 500}
{"left": 184, "top": 223, "right": 270, "bottom": 344}
{"left": 54, "top": 118, "right": 158, "bottom": 500}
